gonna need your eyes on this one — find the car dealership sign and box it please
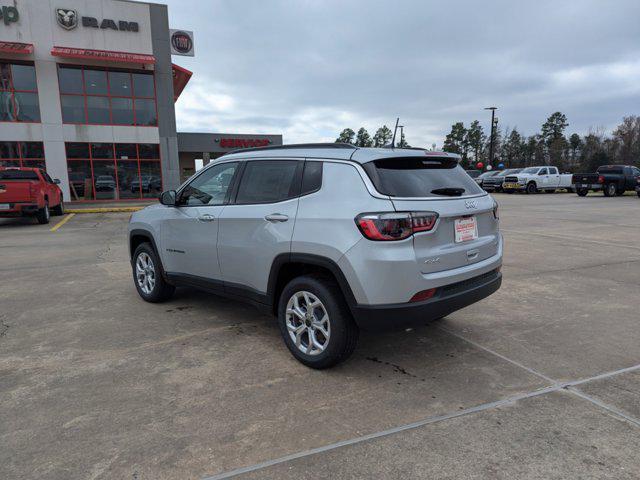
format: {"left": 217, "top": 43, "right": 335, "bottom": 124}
{"left": 0, "top": 5, "right": 19, "bottom": 25}
{"left": 170, "top": 29, "right": 194, "bottom": 56}
{"left": 55, "top": 7, "right": 139, "bottom": 32}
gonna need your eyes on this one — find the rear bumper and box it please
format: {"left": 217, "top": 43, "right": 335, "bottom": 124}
{"left": 351, "top": 269, "right": 502, "bottom": 331}
{"left": 573, "top": 183, "right": 602, "bottom": 190}
{"left": 0, "top": 203, "right": 39, "bottom": 216}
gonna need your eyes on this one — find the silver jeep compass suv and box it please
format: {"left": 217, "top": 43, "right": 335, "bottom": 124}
{"left": 128, "top": 144, "right": 502, "bottom": 368}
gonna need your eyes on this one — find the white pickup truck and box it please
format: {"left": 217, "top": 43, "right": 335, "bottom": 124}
{"left": 502, "top": 166, "right": 573, "bottom": 194}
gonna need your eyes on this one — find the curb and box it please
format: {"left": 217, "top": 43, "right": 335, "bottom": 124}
{"left": 65, "top": 206, "right": 146, "bottom": 214}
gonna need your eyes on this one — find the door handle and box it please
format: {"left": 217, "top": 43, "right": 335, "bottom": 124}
{"left": 197, "top": 214, "right": 216, "bottom": 222}
{"left": 265, "top": 213, "right": 289, "bottom": 222}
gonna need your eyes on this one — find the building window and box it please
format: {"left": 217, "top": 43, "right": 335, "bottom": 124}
{"left": 66, "top": 142, "right": 162, "bottom": 201}
{"left": 0, "top": 141, "right": 46, "bottom": 170}
{"left": 58, "top": 66, "right": 157, "bottom": 126}
{"left": 0, "top": 62, "right": 40, "bottom": 122}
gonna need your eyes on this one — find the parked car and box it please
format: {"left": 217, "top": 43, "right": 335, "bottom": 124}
{"left": 502, "top": 166, "right": 572, "bottom": 194}
{"left": 128, "top": 144, "right": 503, "bottom": 368}
{"left": 465, "top": 169, "right": 482, "bottom": 179}
{"left": 572, "top": 165, "right": 640, "bottom": 197}
{"left": 0, "top": 167, "right": 64, "bottom": 224}
{"left": 131, "top": 175, "right": 162, "bottom": 194}
{"left": 95, "top": 175, "right": 116, "bottom": 192}
{"left": 474, "top": 170, "right": 500, "bottom": 188}
{"left": 481, "top": 168, "right": 522, "bottom": 192}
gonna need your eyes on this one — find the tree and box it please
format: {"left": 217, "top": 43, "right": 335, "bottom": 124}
{"left": 569, "top": 133, "right": 583, "bottom": 166}
{"left": 355, "top": 127, "right": 372, "bottom": 147}
{"left": 541, "top": 112, "right": 568, "bottom": 146}
{"left": 397, "top": 130, "right": 410, "bottom": 148}
{"left": 372, "top": 125, "right": 393, "bottom": 147}
{"left": 502, "top": 128, "right": 524, "bottom": 167}
{"left": 336, "top": 128, "right": 355, "bottom": 145}
{"left": 443, "top": 122, "right": 467, "bottom": 155}
{"left": 465, "top": 120, "right": 485, "bottom": 165}
{"left": 612, "top": 115, "right": 640, "bottom": 165}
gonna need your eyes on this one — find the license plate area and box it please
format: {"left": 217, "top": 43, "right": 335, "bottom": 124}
{"left": 455, "top": 216, "right": 478, "bottom": 243}
{"left": 0, "top": 204, "right": 11, "bottom": 210}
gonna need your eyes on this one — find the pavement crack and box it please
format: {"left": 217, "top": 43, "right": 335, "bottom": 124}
{"left": 0, "top": 316, "right": 9, "bottom": 338}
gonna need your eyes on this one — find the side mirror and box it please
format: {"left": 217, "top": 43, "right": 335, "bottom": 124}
{"left": 160, "top": 190, "right": 177, "bottom": 206}
{"left": 53, "top": 178, "right": 61, "bottom": 184}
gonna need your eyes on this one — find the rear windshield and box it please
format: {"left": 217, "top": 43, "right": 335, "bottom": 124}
{"left": 362, "top": 157, "right": 485, "bottom": 197}
{"left": 596, "top": 166, "right": 623, "bottom": 174}
{"left": 0, "top": 170, "right": 38, "bottom": 180}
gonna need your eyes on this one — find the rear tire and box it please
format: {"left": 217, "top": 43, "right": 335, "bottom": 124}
{"left": 36, "top": 203, "right": 50, "bottom": 224}
{"left": 577, "top": 189, "right": 588, "bottom": 197}
{"left": 277, "top": 275, "right": 359, "bottom": 369}
{"left": 52, "top": 199, "right": 64, "bottom": 216}
{"left": 526, "top": 182, "right": 537, "bottom": 194}
{"left": 603, "top": 183, "right": 617, "bottom": 197}
{"left": 132, "top": 242, "right": 175, "bottom": 302}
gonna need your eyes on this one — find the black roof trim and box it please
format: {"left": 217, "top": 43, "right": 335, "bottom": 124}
{"left": 229, "top": 142, "right": 358, "bottom": 154}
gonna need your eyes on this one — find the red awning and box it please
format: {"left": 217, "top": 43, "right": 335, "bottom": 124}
{"left": 172, "top": 63, "right": 192, "bottom": 101}
{"left": 0, "top": 41, "right": 34, "bottom": 55}
{"left": 51, "top": 46, "right": 155, "bottom": 65}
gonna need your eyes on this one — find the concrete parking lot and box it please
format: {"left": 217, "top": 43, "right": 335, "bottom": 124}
{"left": 1, "top": 193, "right": 639, "bottom": 480}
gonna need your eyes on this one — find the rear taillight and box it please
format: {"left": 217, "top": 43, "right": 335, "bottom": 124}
{"left": 355, "top": 211, "right": 438, "bottom": 241}
{"left": 598, "top": 175, "right": 605, "bottom": 184}
{"left": 29, "top": 182, "right": 36, "bottom": 196}
{"left": 492, "top": 199, "right": 499, "bottom": 220}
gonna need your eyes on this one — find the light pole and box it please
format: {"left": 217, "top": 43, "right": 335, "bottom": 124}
{"left": 398, "top": 125, "right": 404, "bottom": 147}
{"left": 484, "top": 107, "right": 497, "bottom": 166}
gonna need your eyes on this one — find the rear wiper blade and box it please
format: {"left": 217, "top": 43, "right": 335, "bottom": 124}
{"left": 431, "top": 187, "right": 465, "bottom": 196}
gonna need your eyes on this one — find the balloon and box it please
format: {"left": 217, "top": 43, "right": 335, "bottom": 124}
{"left": 498, "top": 163, "right": 505, "bottom": 169}
{"left": 486, "top": 165, "right": 493, "bottom": 171}
{"left": 476, "top": 162, "right": 484, "bottom": 169}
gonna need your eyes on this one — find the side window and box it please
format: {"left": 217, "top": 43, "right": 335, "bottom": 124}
{"left": 235, "top": 160, "right": 301, "bottom": 204}
{"left": 538, "top": 168, "right": 547, "bottom": 175}
{"left": 301, "top": 161, "right": 323, "bottom": 195}
{"left": 632, "top": 167, "right": 640, "bottom": 176}
{"left": 549, "top": 167, "right": 558, "bottom": 174}
{"left": 179, "top": 162, "right": 238, "bottom": 206}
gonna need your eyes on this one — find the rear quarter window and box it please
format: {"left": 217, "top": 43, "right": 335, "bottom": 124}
{"left": 362, "top": 157, "right": 484, "bottom": 197}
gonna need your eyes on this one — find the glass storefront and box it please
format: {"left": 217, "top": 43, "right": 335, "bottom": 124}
{"left": 58, "top": 65, "right": 157, "bottom": 126}
{"left": 0, "top": 141, "right": 46, "bottom": 170}
{"left": 0, "top": 62, "right": 40, "bottom": 122}
{"left": 66, "top": 142, "right": 162, "bottom": 201}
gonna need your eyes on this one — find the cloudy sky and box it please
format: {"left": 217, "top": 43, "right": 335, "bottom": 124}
{"left": 161, "top": 0, "right": 640, "bottom": 147}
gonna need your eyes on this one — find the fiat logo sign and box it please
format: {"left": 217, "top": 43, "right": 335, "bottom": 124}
{"left": 171, "top": 31, "right": 193, "bottom": 54}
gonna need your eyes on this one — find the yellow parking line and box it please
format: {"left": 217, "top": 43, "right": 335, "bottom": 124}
{"left": 50, "top": 213, "right": 76, "bottom": 232}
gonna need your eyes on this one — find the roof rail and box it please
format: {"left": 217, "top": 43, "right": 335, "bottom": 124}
{"left": 229, "top": 142, "right": 358, "bottom": 154}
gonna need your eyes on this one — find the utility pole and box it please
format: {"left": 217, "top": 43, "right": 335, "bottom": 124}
{"left": 398, "top": 125, "right": 404, "bottom": 147}
{"left": 484, "top": 107, "right": 498, "bottom": 165}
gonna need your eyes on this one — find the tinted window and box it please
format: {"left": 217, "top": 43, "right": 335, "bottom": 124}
{"left": 363, "top": 157, "right": 484, "bottom": 197}
{"left": 58, "top": 67, "right": 84, "bottom": 94}
{"left": 597, "top": 166, "right": 623, "bottom": 174}
{"left": 180, "top": 162, "right": 238, "bottom": 206}
{"left": 108, "top": 71, "right": 132, "bottom": 96}
{"left": 0, "top": 170, "right": 38, "bottom": 180}
{"left": 538, "top": 168, "right": 548, "bottom": 175}
{"left": 11, "top": 64, "right": 37, "bottom": 91}
{"left": 301, "top": 161, "right": 322, "bottom": 195}
{"left": 235, "top": 161, "right": 300, "bottom": 204}
{"left": 132, "top": 74, "right": 155, "bottom": 97}
{"left": 549, "top": 167, "right": 558, "bottom": 174}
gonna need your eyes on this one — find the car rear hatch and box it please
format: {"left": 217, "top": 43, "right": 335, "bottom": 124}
{"left": 362, "top": 155, "right": 500, "bottom": 274}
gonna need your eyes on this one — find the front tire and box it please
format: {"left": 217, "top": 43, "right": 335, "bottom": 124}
{"left": 36, "top": 203, "right": 50, "bottom": 224}
{"left": 526, "top": 182, "right": 537, "bottom": 194}
{"left": 277, "top": 275, "right": 359, "bottom": 369}
{"left": 132, "top": 242, "right": 175, "bottom": 302}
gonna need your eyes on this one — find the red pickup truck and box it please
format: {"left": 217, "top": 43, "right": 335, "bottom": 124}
{"left": 0, "top": 167, "right": 64, "bottom": 224}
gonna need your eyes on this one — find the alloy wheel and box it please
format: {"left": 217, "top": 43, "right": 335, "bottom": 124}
{"left": 285, "top": 291, "right": 331, "bottom": 355}
{"left": 136, "top": 252, "right": 156, "bottom": 294}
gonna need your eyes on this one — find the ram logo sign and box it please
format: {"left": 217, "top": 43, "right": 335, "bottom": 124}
{"left": 56, "top": 8, "right": 78, "bottom": 30}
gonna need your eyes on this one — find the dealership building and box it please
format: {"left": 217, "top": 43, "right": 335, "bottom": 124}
{"left": 0, "top": 0, "right": 282, "bottom": 201}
